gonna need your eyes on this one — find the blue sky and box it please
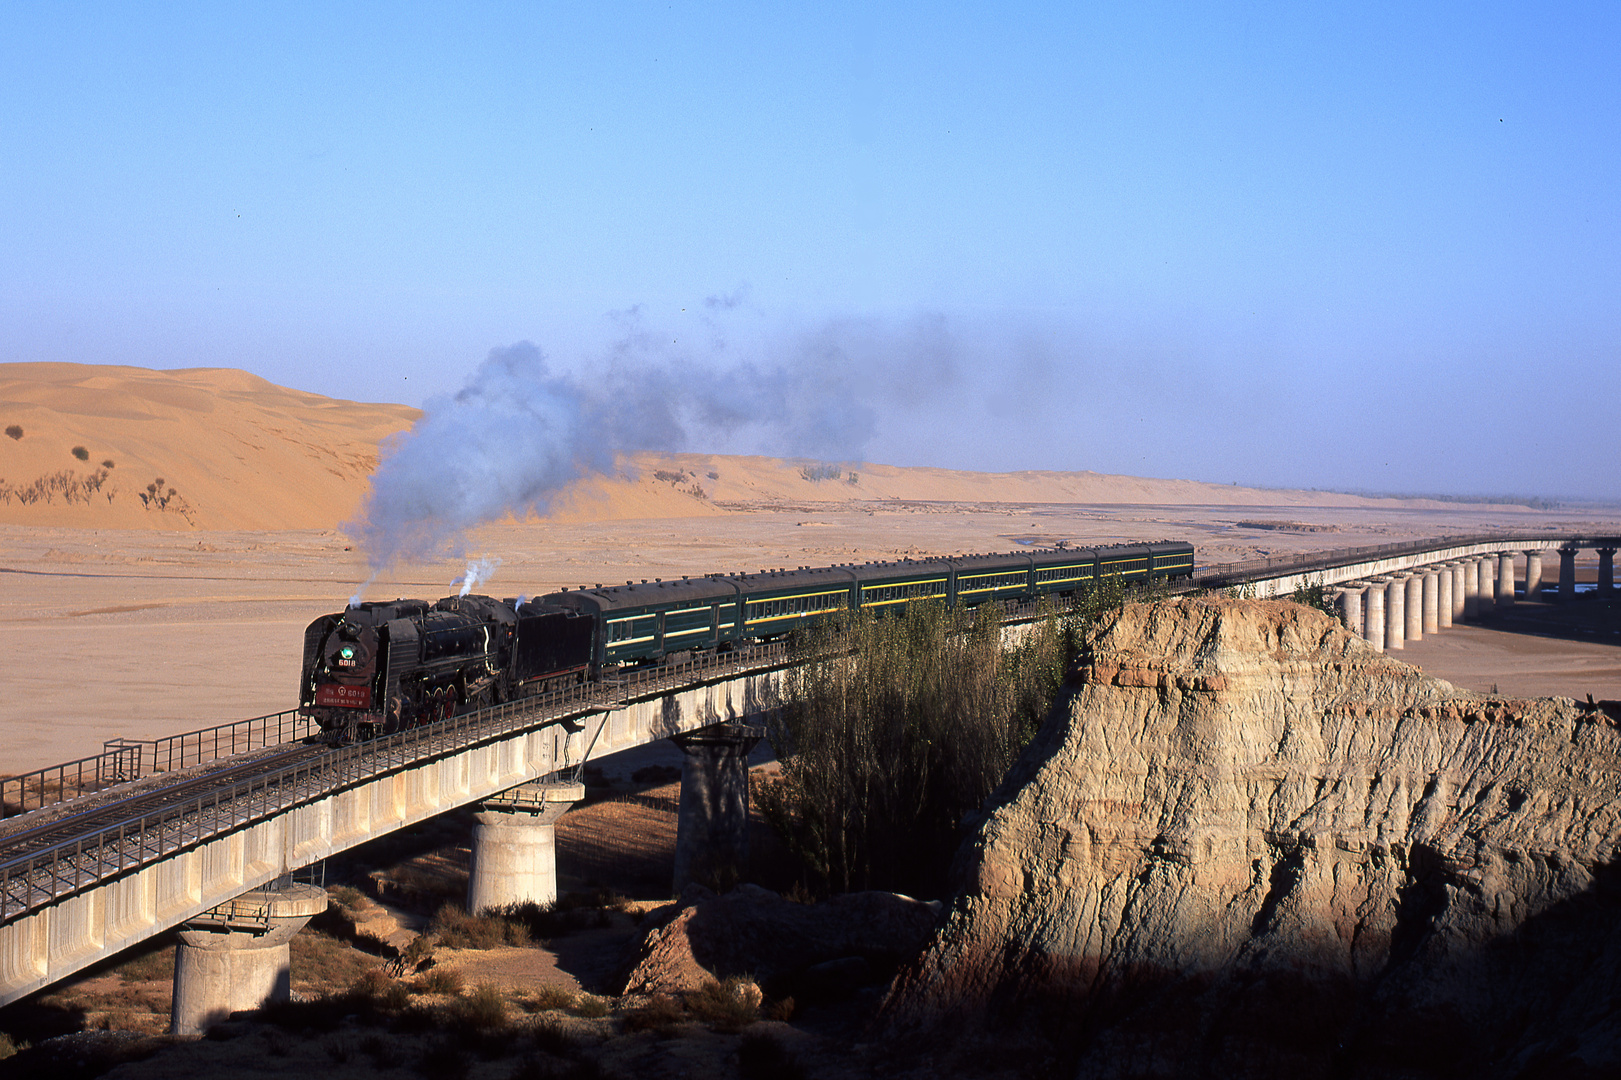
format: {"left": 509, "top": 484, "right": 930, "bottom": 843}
{"left": 3, "top": 2, "right": 1617, "bottom": 498}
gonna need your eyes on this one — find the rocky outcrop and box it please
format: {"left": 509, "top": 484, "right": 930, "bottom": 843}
{"left": 624, "top": 883, "right": 939, "bottom": 1001}
{"left": 885, "top": 598, "right": 1621, "bottom": 1078}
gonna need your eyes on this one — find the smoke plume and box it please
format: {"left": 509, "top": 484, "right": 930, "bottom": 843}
{"left": 345, "top": 313, "right": 949, "bottom": 585}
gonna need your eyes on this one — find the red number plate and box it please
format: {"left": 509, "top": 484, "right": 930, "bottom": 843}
{"left": 315, "top": 684, "right": 372, "bottom": 708}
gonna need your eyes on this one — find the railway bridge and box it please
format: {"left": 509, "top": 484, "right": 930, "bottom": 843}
{"left": 1, "top": 531, "right": 1615, "bottom": 1030}
{"left": 1193, "top": 531, "right": 1618, "bottom": 651}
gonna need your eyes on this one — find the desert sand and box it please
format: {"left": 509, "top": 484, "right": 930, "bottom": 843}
{"left": 2, "top": 362, "right": 1619, "bottom": 775}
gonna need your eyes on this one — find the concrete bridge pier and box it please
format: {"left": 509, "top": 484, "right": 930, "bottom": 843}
{"left": 1365, "top": 581, "right": 1386, "bottom": 652}
{"left": 1463, "top": 561, "right": 1480, "bottom": 618}
{"left": 1422, "top": 569, "right": 1440, "bottom": 634}
{"left": 1601, "top": 548, "right": 1616, "bottom": 595}
{"left": 1338, "top": 585, "right": 1365, "bottom": 639}
{"left": 672, "top": 721, "right": 764, "bottom": 894}
{"left": 169, "top": 882, "right": 328, "bottom": 1035}
{"left": 1498, "top": 552, "right": 1517, "bottom": 608}
{"left": 1451, "top": 562, "right": 1467, "bottom": 622}
{"left": 1436, "top": 566, "right": 1453, "bottom": 629}
{"left": 467, "top": 780, "right": 586, "bottom": 914}
{"left": 1476, "top": 558, "right": 1496, "bottom": 617}
{"left": 1386, "top": 576, "right": 1406, "bottom": 650}
{"left": 1524, "top": 550, "right": 1544, "bottom": 601}
{"left": 1559, "top": 547, "right": 1579, "bottom": 602}
{"left": 1405, "top": 574, "right": 1424, "bottom": 642}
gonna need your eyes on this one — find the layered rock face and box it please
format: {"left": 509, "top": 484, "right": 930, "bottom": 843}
{"left": 886, "top": 598, "right": 1621, "bottom": 1078}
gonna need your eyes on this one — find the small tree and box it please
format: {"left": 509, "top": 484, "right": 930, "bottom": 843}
{"left": 759, "top": 599, "right": 1070, "bottom": 898}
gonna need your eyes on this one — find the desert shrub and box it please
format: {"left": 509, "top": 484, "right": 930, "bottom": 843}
{"left": 521, "top": 986, "right": 578, "bottom": 1013}
{"left": 798, "top": 462, "right": 842, "bottom": 482}
{"left": 330, "top": 884, "right": 367, "bottom": 909}
{"left": 570, "top": 993, "right": 609, "bottom": 1018}
{"left": 498, "top": 891, "right": 627, "bottom": 940}
{"left": 101, "top": 458, "right": 115, "bottom": 469}
{"left": 621, "top": 994, "right": 686, "bottom": 1035}
{"left": 531, "top": 1017, "right": 582, "bottom": 1056}
{"left": 738, "top": 1029, "right": 806, "bottom": 1080}
{"left": 71, "top": 446, "right": 89, "bottom": 461}
{"left": 759, "top": 597, "right": 1071, "bottom": 897}
{"left": 453, "top": 984, "right": 509, "bottom": 1032}
{"left": 4, "top": 425, "right": 20, "bottom": 440}
{"left": 431, "top": 902, "right": 531, "bottom": 949}
{"left": 0, "top": 1032, "right": 29, "bottom": 1060}
{"left": 420, "top": 966, "right": 466, "bottom": 996}
{"left": 685, "top": 977, "right": 760, "bottom": 1032}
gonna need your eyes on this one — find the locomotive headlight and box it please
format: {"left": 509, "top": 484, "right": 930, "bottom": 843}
{"left": 338, "top": 645, "right": 356, "bottom": 662}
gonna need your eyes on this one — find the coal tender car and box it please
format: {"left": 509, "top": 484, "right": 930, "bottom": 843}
{"left": 300, "top": 541, "right": 1193, "bottom": 740}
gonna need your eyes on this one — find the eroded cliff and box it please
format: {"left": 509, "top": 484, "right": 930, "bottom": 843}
{"left": 886, "top": 598, "right": 1621, "bottom": 1078}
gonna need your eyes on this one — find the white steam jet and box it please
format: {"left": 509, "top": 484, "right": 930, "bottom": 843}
{"left": 452, "top": 556, "right": 503, "bottom": 597}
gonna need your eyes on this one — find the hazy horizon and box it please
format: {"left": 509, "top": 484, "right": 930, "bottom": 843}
{"left": 3, "top": 4, "right": 1617, "bottom": 499}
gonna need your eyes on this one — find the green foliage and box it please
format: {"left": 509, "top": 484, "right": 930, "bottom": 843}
{"left": 1289, "top": 577, "right": 1337, "bottom": 617}
{"left": 759, "top": 597, "right": 1072, "bottom": 897}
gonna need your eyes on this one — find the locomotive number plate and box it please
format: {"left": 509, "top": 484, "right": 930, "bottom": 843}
{"left": 315, "top": 684, "right": 372, "bottom": 708}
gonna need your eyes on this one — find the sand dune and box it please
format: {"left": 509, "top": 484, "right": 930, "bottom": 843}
{"left": 1, "top": 363, "right": 1543, "bottom": 534}
{"left": 0, "top": 363, "right": 419, "bottom": 530}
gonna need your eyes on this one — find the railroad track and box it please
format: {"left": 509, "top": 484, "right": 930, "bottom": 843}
{"left": 0, "top": 742, "right": 324, "bottom": 864}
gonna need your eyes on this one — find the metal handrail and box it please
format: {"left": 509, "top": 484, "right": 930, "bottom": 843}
{"left": 0, "top": 639, "right": 794, "bottom": 923}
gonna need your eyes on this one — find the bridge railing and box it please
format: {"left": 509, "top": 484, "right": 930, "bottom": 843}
{"left": 0, "top": 745, "right": 143, "bottom": 818}
{"left": 1, "top": 711, "right": 317, "bottom": 820}
{"left": 1191, "top": 532, "right": 1594, "bottom": 587}
{"left": 0, "top": 638, "right": 797, "bottom": 923}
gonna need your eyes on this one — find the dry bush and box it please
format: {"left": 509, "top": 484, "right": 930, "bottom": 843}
{"left": 0, "top": 468, "right": 111, "bottom": 506}
{"left": 4, "top": 425, "right": 20, "bottom": 440}
{"left": 71, "top": 446, "right": 89, "bottom": 461}
{"left": 570, "top": 993, "right": 609, "bottom": 1018}
{"left": 329, "top": 884, "right": 368, "bottom": 910}
{"left": 530, "top": 1017, "right": 582, "bottom": 1056}
{"left": 431, "top": 903, "right": 532, "bottom": 949}
{"left": 0, "top": 1033, "right": 29, "bottom": 1060}
{"left": 684, "top": 977, "right": 761, "bottom": 1032}
{"left": 420, "top": 966, "right": 466, "bottom": 996}
{"left": 453, "top": 984, "right": 510, "bottom": 1032}
{"left": 621, "top": 994, "right": 686, "bottom": 1035}
{"left": 521, "top": 986, "right": 578, "bottom": 1013}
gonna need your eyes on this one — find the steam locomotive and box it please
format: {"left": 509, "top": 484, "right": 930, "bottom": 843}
{"left": 300, "top": 541, "right": 1195, "bottom": 741}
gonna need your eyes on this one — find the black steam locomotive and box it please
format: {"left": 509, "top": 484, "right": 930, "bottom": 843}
{"left": 300, "top": 541, "right": 1194, "bottom": 741}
